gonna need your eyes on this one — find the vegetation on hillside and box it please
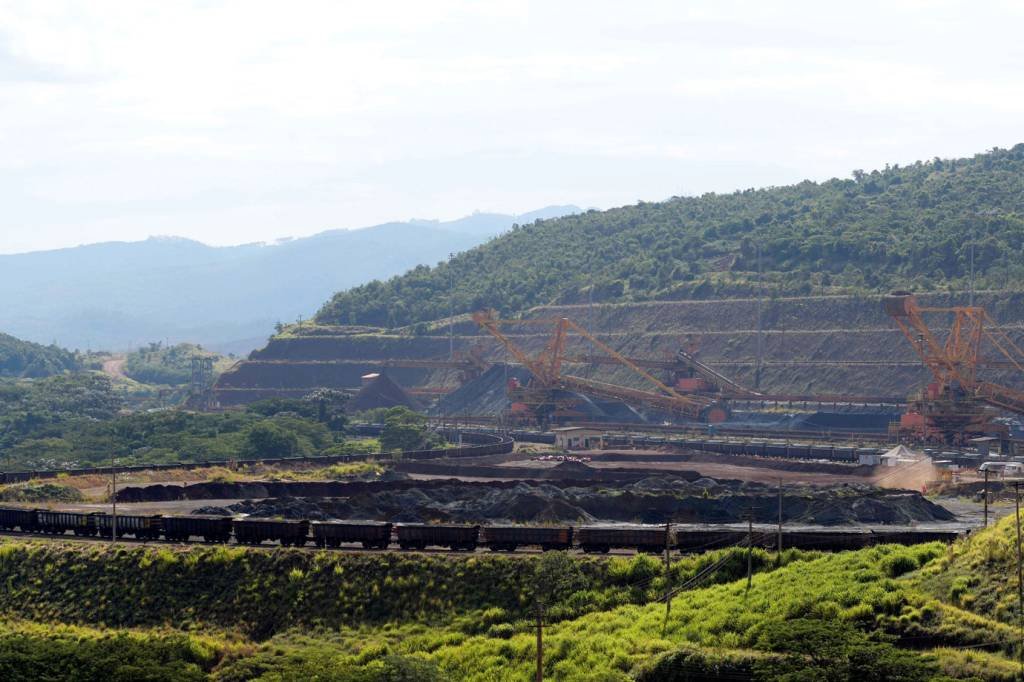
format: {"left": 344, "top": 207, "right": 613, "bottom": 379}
{"left": 317, "top": 145, "right": 1024, "bottom": 328}
{"left": 916, "top": 511, "right": 1024, "bottom": 626}
{"left": 0, "top": 531, "right": 1019, "bottom": 680}
{"left": 0, "top": 332, "right": 79, "bottom": 378}
{"left": 378, "top": 406, "right": 446, "bottom": 453}
{"left": 0, "top": 377, "right": 375, "bottom": 470}
{"left": 122, "top": 342, "right": 228, "bottom": 386}
{"left": 0, "top": 541, "right": 795, "bottom": 639}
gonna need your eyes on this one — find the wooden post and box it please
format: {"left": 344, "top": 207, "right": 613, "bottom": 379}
{"left": 111, "top": 450, "right": 117, "bottom": 545}
{"left": 1016, "top": 481, "right": 1023, "bottom": 677}
{"left": 777, "top": 478, "right": 783, "bottom": 563}
{"left": 984, "top": 468, "right": 990, "bottom": 528}
{"left": 535, "top": 603, "right": 544, "bottom": 682}
{"left": 746, "top": 513, "right": 753, "bottom": 592}
{"left": 662, "top": 521, "right": 672, "bottom": 636}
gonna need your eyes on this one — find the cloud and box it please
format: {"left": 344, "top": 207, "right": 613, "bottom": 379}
{"left": 0, "top": 0, "right": 1021, "bottom": 252}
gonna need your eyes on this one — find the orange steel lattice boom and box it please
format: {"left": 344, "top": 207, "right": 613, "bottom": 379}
{"left": 884, "top": 291, "right": 1024, "bottom": 442}
{"left": 472, "top": 310, "right": 730, "bottom": 422}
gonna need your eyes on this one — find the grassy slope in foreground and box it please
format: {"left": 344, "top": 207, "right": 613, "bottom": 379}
{"left": 0, "top": 528, "right": 1023, "bottom": 679}
{"left": 317, "top": 145, "right": 1024, "bottom": 328}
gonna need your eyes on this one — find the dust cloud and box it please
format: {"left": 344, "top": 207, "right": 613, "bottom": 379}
{"left": 871, "top": 457, "right": 940, "bottom": 492}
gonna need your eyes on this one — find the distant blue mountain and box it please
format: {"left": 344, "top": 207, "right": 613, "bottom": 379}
{"left": 0, "top": 205, "right": 580, "bottom": 354}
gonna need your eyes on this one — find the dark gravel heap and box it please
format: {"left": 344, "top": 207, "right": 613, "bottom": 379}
{"left": 193, "top": 477, "right": 956, "bottom": 526}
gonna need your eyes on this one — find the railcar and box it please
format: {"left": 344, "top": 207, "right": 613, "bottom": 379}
{"left": 396, "top": 524, "right": 479, "bottom": 551}
{"left": 94, "top": 513, "right": 162, "bottom": 540}
{"left": 311, "top": 521, "right": 392, "bottom": 549}
{"left": 0, "top": 507, "right": 37, "bottom": 532}
{"left": 162, "top": 515, "right": 233, "bottom": 543}
{"left": 577, "top": 525, "right": 670, "bottom": 554}
{"left": 481, "top": 525, "right": 573, "bottom": 552}
{"left": 36, "top": 510, "right": 96, "bottom": 536}
{"left": 674, "top": 528, "right": 747, "bottom": 552}
{"left": 780, "top": 528, "right": 867, "bottom": 551}
{"left": 869, "top": 529, "right": 961, "bottom": 546}
{"left": 232, "top": 518, "right": 309, "bottom": 546}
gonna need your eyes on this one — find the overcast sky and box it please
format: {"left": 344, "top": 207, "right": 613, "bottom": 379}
{"left": 0, "top": 1, "right": 1022, "bottom": 254}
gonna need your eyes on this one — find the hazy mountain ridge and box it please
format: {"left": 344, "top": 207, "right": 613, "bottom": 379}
{"left": 0, "top": 206, "right": 580, "bottom": 353}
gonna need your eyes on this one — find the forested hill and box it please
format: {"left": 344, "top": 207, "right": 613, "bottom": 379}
{"left": 0, "top": 333, "right": 79, "bottom": 378}
{"left": 317, "top": 145, "right": 1024, "bottom": 328}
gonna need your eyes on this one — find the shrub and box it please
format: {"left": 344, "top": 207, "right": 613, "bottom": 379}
{"left": 881, "top": 553, "right": 919, "bottom": 578}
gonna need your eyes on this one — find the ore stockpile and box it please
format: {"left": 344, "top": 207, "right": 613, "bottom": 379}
{"left": 432, "top": 363, "right": 646, "bottom": 422}
{"left": 175, "top": 476, "right": 956, "bottom": 526}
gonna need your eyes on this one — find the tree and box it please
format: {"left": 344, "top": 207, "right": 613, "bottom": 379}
{"left": 243, "top": 422, "right": 298, "bottom": 458}
{"left": 752, "top": 618, "right": 937, "bottom": 681}
{"left": 302, "top": 389, "right": 349, "bottom": 432}
{"left": 247, "top": 398, "right": 318, "bottom": 420}
{"left": 378, "top": 407, "right": 442, "bottom": 453}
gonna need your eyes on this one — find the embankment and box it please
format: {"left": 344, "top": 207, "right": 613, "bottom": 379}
{"left": 214, "top": 290, "right": 1024, "bottom": 406}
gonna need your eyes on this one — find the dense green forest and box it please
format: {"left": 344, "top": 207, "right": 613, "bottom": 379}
{"left": 317, "top": 145, "right": 1024, "bottom": 328}
{"left": 0, "top": 333, "right": 79, "bottom": 378}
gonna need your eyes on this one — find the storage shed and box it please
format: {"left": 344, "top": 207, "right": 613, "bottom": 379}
{"left": 552, "top": 426, "right": 604, "bottom": 451}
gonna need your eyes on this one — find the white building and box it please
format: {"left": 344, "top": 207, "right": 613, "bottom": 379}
{"left": 552, "top": 427, "right": 604, "bottom": 451}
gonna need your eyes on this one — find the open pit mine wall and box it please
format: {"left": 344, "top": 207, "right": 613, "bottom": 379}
{"left": 213, "top": 291, "right": 1024, "bottom": 406}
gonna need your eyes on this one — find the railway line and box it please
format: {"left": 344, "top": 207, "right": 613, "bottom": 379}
{"left": 0, "top": 528, "right": 613, "bottom": 557}
{"left": 0, "top": 507, "right": 965, "bottom": 555}
{"left": 0, "top": 525, "right": 965, "bottom": 556}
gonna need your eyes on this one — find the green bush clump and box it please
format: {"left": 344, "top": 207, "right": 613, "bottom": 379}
{"left": 0, "top": 621, "right": 226, "bottom": 682}
{"left": 881, "top": 552, "right": 920, "bottom": 578}
{"left": 0, "top": 482, "right": 84, "bottom": 503}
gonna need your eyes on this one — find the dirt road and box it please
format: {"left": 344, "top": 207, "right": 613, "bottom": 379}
{"left": 102, "top": 355, "right": 127, "bottom": 379}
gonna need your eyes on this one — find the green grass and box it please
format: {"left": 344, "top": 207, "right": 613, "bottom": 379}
{"left": 0, "top": 541, "right": 780, "bottom": 638}
{"left": 2, "top": 525, "right": 1023, "bottom": 679}
{"left": 0, "top": 620, "right": 236, "bottom": 682}
{"left": 916, "top": 512, "right": 1024, "bottom": 625}
{"left": 0, "top": 482, "right": 84, "bottom": 503}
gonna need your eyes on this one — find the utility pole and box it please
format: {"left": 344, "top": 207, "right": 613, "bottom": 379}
{"left": 983, "top": 468, "right": 990, "bottom": 528}
{"left": 110, "top": 449, "right": 117, "bottom": 545}
{"left": 755, "top": 243, "right": 764, "bottom": 391}
{"left": 535, "top": 602, "right": 544, "bottom": 682}
{"left": 969, "top": 231, "right": 975, "bottom": 307}
{"left": 662, "top": 521, "right": 672, "bottom": 636}
{"left": 588, "top": 284, "right": 595, "bottom": 374}
{"left": 448, "top": 253, "right": 455, "bottom": 361}
{"left": 746, "top": 511, "right": 754, "bottom": 592}
{"left": 1016, "top": 481, "right": 1023, "bottom": 677}
{"left": 777, "top": 478, "right": 784, "bottom": 563}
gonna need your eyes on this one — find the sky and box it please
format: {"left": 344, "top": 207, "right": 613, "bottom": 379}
{"left": 0, "top": 0, "right": 1022, "bottom": 255}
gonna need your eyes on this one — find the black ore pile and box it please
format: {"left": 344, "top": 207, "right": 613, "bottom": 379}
{"left": 191, "top": 476, "right": 957, "bottom": 526}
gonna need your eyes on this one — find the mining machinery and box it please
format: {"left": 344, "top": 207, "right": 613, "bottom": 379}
{"left": 472, "top": 310, "right": 731, "bottom": 424}
{"left": 884, "top": 291, "right": 1024, "bottom": 444}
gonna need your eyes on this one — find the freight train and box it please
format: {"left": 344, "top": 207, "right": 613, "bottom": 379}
{"left": 0, "top": 507, "right": 962, "bottom": 553}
